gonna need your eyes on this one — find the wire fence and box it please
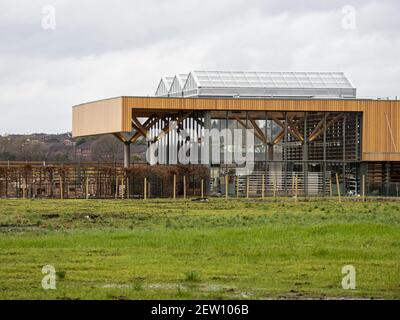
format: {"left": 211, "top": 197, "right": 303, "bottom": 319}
{"left": 0, "top": 162, "right": 399, "bottom": 199}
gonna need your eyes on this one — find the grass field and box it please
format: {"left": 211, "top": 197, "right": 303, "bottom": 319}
{"left": 0, "top": 198, "right": 399, "bottom": 300}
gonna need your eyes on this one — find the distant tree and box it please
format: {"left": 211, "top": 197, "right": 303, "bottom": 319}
{"left": 91, "top": 135, "right": 123, "bottom": 163}
{"left": 75, "top": 137, "right": 86, "bottom": 146}
{"left": 0, "top": 151, "right": 16, "bottom": 161}
{"left": 75, "top": 136, "right": 96, "bottom": 146}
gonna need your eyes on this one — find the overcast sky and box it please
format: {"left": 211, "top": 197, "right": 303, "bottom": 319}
{"left": 0, "top": 0, "right": 399, "bottom": 134}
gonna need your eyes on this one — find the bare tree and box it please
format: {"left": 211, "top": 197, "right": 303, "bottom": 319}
{"left": 91, "top": 135, "right": 123, "bottom": 163}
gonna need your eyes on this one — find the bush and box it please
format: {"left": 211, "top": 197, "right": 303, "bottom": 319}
{"left": 184, "top": 270, "right": 201, "bottom": 282}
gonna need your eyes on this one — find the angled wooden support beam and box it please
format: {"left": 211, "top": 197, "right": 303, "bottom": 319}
{"left": 287, "top": 118, "right": 304, "bottom": 142}
{"left": 140, "top": 115, "right": 157, "bottom": 129}
{"left": 129, "top": 115, "right": 160, "bottom": 143}
{"left": 131, "top": 117, "right": 149, "bottom": 138}
{"left": 129, "top": 133, "right": 143, "bottom": 144}
{"left": 154, "top": 112, "right": 192, "bottom": 142}
{"left": 308, "top": 112, "right": 330, "bottom": 142}
{"left": 249, "top": 117, "right": 267, "bottom": 144}
{"left": 269, "top": 114, "right": 284, "bottom": 129}
{"left": 309, "top": 113, "right": 344, "bottom": 142}
{"left": 234, "top": 116, "right": 267, "bottom": 143}
{"left": 113, "top": 132, "right": 127, "bottom": 143}
{"left": 272, "top": 129, "right": 285, "bottom": 145}
{"left": 270, "top": 114, "right": 302, "bottom": 142}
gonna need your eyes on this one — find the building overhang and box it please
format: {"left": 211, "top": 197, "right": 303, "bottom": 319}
{"left": 72, "top": 96, "right": 400, "bottom": 161}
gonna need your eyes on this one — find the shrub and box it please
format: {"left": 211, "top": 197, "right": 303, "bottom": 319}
{"left": 184, "top": 270, "right": 201, "bottom": 282}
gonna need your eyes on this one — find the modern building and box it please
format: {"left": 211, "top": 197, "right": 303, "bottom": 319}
{"left": 72, "top": 71, "right": 400, "bottom": 197}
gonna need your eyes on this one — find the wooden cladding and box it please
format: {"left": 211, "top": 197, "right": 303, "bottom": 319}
{"left": 72, "top": 97, "right": 124, "bottom": 137}
{"left": 72, "top": 96, "right": 400, "bottom": 161}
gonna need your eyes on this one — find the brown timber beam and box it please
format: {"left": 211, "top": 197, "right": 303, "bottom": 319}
{"left": 129, "top": 115, "right": 160, "bottom": 143}
{"left": 234, "top": 116, "right": 267, "bottom": 143}
{"left": 269, "top": 114, "right": 302, "bottom": 142}
{"left": 309, "top": 113, "right": 344, "bottom": 142}
{"left": 154, "top": 112, "right": 192, "bottom": 142}
{"left": 249, "top": 117, "right": 268, "bottom": 144}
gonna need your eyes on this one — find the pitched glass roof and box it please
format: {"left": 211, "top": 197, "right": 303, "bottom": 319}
{"left": 190, "top": 71, "right": 354, "bottom": 89}
{"left": 175, "top": 74, "right": 188, "bottom": 86}
{"left": 154, "top": 76, "right": 175, "bottom": 96}
{"left": 163, "top": 76, "right": 174, "bottom": 87}
{"left": 168, "top": 74, "right": 189, "bottom": 96}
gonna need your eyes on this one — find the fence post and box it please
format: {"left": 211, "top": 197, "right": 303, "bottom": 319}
{"left": 86, "top": 176, "right": 89, "bottom": 200}
{"left": 295, "top": 174, "right": 298, "bottom": 202}
{"left": 336, "top": 173, "right": 341, "bottom": 202}
{"left": 173, "top": 174, "right": 176, "bottom": 200}
{"left": 60, "top": 177, "right": 63, "bottom": 200}
{"left": 126, "top": 177, "right": 130, "bottom": 199}
{"left": 121, "top": 177, "right": 124, "bottom": 200}
{"left": 144, "top": 177, "right": 147, "bottom": 200}
{"left": 201, "top": 178, "right": 204, "bottom": 198}
{"left": 225, "top": 175, "right": 228, "bottom": 199}
{"left": 292, "top": 174, "right": 295, "bottom": 196}
{"left": 246, "top": 176, "right": 249, "bottom": 199}
{"left": 115, "top": 175, "right": 118, "bottom": 199}
{"left": 236, "top": 176, "right": 239, "bottom": 198}
{"left": 261, "top": 174, "right": 265, "bottom": 199}
{"left": 362, "top": 174, "right": 365, "bottom": 202}
{"left": 273, "top": 176, "right": 277, "bottom": 199}
{"left": 183, "top": 175, "right": 186, "bottom": 200}
{"left": 22, "top": 179, "right": 26, "bottom": 199}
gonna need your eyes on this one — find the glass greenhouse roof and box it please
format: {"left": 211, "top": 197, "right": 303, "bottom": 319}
{"left": 190, "top": 71, "right": 354, "bottom": 89}
{"left": 155, "top": 71, "right": 356, "bottom": 98}
{"left": 176, "top": 74, "right": 188, "bottom": 86}
{"left": 154, "top": 76, "right": 175, "bottom": 96}
{"left": 163, "top": 76, "right": 174, "bottom": 87}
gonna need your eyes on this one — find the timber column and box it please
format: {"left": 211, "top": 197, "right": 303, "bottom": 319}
{"left": 303, "top": 112, "right": 308, "bottom": 197}
{"left": 203, "top": 111, "right": 212, "bottom": 195}
{"left": 124, "top": 142, "right": 131, "bottom": 168}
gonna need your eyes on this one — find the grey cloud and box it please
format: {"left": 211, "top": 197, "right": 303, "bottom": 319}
{"left": 0, "top": 0, "right": 399, "bottom": 134}
{"left": 1, "top": 0, "right": 396, "bottom": 58}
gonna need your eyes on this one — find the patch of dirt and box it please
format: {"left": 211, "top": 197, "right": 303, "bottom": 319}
{"left": 0, "top": 224, "right": 41, "bottom": 232}
{"left": 42, "top": 213, "right": 60, "bottom": 219}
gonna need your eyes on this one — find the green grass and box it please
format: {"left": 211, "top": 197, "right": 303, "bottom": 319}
{"left": 0, "top": 198, "right": 399, "bottom": 300}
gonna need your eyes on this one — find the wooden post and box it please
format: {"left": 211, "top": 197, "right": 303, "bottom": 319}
{"left": 362, "top": 174, "right": 366, "bottom": 202}
{"left": 60, "top": 177, "right": 63, "bottom": 200}
{"left": 225, "top": 175, "right": 228, "bottom": 199}
{"left": 261, "top": 174, "right": 265, "bottom": 199}
{"left": 126, "top": 177, "right": 130, "bottom": 199}
{"left": 115, "top": 175, "right": 118, "bottom": 199}
{"left": 295, "top": 174, "right": 298, "bottom": 202}
{"left": 121, "top": 177, "right": 124, "bottom": 200}
{"left": 201, "top": 178, "right": 204, "bottom": 198}
{"left": 236, "top": 176, "right": 239, "bottom": 198}
{"left": 273, "top": 176, "right": 277, "bottom": 199}
{"left": 22, "top": 180, "right": 26, "bottom": 199}
{"left": 173, "top": 174, "right": 176, "bottom": 200}
{"left": 336, "top": 173, "right": 341, "bottom": 202}
{"left": 292, "top": 174, "right": 295, "bottom": 196}
{"left": 144, "top": 177, "right": 147, "bottom": 200}
{"left": 246, "top": 176, "right": 249, "bottom": 199}
{"left": 183, "top": 176, "right": 186, "bottom": 200}
{"left": 86, "top": 176, "right": 89, "bottom": 200}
